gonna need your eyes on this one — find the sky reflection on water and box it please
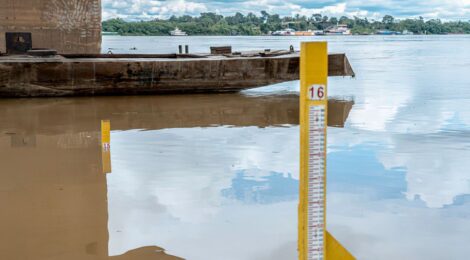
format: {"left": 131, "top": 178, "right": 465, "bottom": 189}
{"left": 103, "top": 35, "right": 470, "bottom": 259}
{"left": 108, "top": 127, "right": 300, "bottom": 260}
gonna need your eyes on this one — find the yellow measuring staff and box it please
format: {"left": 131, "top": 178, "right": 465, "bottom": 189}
{"left": 101, "top": 120, "right": 112, "bottom": 174}
{"left": 298, "top": 42, "right": 355, "bottom": 260}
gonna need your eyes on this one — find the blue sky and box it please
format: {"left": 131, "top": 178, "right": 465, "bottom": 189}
{"left": 102, "top": 0, "right": 470, "bottom": 21}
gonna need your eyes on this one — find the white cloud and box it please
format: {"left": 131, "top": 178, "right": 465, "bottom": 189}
{"left": 103, "top": 0, "right": 207, "bottom": 20}
{"left": 102, "top": 0, "right": 470, "bottom": 21}
{"left": 293, "top": 3, "right": 349, "bottom": 18}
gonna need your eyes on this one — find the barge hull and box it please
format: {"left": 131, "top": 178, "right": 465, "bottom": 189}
{"left": 0, "top": 54, "right": 354, "bottom": 97}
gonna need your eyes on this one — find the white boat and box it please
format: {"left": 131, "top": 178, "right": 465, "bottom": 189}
{"left": 170, "top": 27, "right": 188, "bottom": 36}
{"left": 325, "top": 24, "right": 351, "bottom": 35}
{"left": 271, "top": 28, "right": 296, "bottom": 36}
{"left": 402, "top": 30, "right": 414, "bottom": 35}
{"left": 102, "top": 31, "right": 119, "bottom": 36}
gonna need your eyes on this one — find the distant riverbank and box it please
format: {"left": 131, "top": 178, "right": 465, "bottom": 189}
{"left": 103, "top": 32, "right": 470, "bottom": 37}
{"left": 103, "top": 12, "right": 470, "bottom": 37}
{"left": 101, "top": 35, "right": 470, "bottom": 57}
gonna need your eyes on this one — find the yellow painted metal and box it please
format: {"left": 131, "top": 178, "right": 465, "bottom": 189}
{"left": 326, "top": 231, "right": 355, "bottom": 260}
{"left": 298, "top": 42, "right": 355, "bottom": 260}
{"left": 299, "top": 41, "right": 328, "bottom": 260}
{"left": 101, "top": 120, "right": 112, "bottom": 174}
{"left": 101, "top": 120, "right": 111, "bottom": 144}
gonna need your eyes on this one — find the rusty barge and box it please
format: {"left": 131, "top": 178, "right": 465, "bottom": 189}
{"left": 0, "top": 0, "right": 354, "bottom": 97}
{"left": 0, "top": 51, "right": 354, "bottom": 97}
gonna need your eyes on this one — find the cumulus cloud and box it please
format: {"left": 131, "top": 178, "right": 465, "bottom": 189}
{"left": 102, "top": 0, "right": 207, "bottom": 20}
{"left": 102, "top": 0, "right": 470, "bottom": 21}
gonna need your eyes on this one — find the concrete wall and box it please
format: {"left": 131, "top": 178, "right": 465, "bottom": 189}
{"left": 0, "top": 0, "right": 101, "bottom": 54}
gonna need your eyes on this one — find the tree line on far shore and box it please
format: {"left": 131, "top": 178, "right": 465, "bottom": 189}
{"left": 102, "top": 12, "right": 470, "bottom": 36}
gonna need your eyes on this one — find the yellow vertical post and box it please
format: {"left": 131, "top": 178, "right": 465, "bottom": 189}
{"left": 299, "top": 41, "right": 328, "bottom": 260}
{"left": 299, "top": 42, "right": 355, "bottom": 260}
{"left": 101, "top": 120, "right": 112, "bottom": 174}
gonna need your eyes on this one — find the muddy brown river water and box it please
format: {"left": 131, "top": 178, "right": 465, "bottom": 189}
{"left": 0, "top": 94, "right": 352, "bottom": 260}
{"left": 1, "top": 35, "right": 470, "bottom": 260}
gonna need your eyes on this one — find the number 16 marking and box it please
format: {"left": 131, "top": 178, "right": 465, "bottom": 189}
{"left": 308, "top": 85, "right": 326, "bottom": 100}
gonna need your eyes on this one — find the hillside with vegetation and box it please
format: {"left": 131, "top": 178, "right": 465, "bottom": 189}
{"left": 102, "top": 12, "right": 470, "bottom": 36}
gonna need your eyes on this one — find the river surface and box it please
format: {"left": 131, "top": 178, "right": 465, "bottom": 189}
{"left": 1, "top": 35, "right": 470, "bottom": 260}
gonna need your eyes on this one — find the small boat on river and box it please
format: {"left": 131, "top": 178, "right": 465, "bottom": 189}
{"left": 170, "top": 28, "right": 188, "bottom": 36}
{"left": 325, "top": 25, "right": 351, "bottom": 35}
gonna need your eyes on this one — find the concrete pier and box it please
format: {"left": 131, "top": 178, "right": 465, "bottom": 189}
{"left": 0, "top": 53, "right": 354, "bottom": 97}
{"left": 0, "top": 0, "right": 101, "bottom": 54}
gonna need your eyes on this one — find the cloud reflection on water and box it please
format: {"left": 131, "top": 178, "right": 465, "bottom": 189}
{"left": 103, "top": 35, "right": 470, "bottom": 260}
{"left": 221, "top": 171, "right": 298, "bottom": 204}
{"left": 107, "top": 127, "right": 300, "bottom": 259}
{"left": 108, "top": 122, "right": 470, "bottom": 260}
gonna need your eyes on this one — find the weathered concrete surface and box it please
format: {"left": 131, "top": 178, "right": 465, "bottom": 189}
{"left": 0, "top": 0, "right": 101, "bottom": 54}
{"left": 0, "top": 53, "right": 354, "bottom": 97}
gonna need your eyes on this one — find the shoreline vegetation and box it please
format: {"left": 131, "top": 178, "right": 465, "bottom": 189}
{"left": 102, "top": 12, "right": 470, "bottom": 36}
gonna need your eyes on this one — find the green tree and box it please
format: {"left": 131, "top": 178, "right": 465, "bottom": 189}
{"left": 382, "top": 15, "right": 395, "bottom": 24}
{"left": 102, "top": 12, "right": 470, "bottom": 36}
